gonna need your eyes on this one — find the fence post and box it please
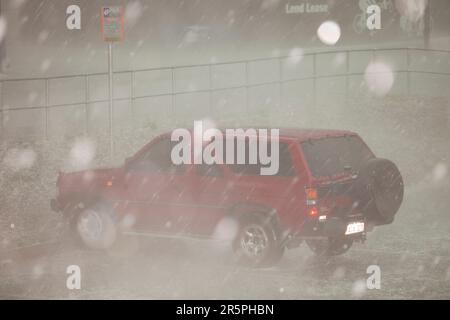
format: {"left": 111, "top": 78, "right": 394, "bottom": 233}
{"left": 130, "top": 71, "right": 135, "bottom": 124}
{"left": 45, "top": 78, "right": 49, "bottom": 139}
{"left": 209, "top": 64, "right": 213, "bottom": 114}
{"left": 245, "top": 61, "right": 249, "bottom": 115}
{"left": 346, "top": 50, "right": 350, "bottom": 105}
{"left": 171, "top": 67, "right": 175, "bottom": 117}
{"left": 85, "top": 75, "right": 89, "bottom": 135}
{"left": 406, "top": 48, "right": 411, "bottom": 96}
{"left": 312, "top": 53, "right": 316, "bottom": 111}
{"left": 279, "top": 57, "right": 283, "bottom": 110}
{"left": 0, "top": 81, "right": 3, "bottom": 139}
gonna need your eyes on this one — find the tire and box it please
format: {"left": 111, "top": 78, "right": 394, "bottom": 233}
{"left": 306, "top": 237, "right": 353, "bottom": 256}
{"left": 69, "top": 202, "right": 117, "bottom": 250}
{"left": 232, "top": 213, "right": 284, "bottom": 267}
{"left": 354, "top": 158, "right": 404, "bottom": 225}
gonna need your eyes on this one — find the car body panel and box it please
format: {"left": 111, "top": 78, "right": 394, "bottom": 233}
{"left": 53, "top": 128, "right": 374, "bottom": 239}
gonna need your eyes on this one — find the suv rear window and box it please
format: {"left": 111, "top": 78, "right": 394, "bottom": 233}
{"left": 301, "top": 135, "right": 374, "bottom": 177}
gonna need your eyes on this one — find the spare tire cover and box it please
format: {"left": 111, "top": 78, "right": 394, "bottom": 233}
{"left": 354, "top": 158, "right": 404, "bottom": 224}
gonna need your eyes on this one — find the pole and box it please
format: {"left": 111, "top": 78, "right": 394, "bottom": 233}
{"left": 424, "top": 0, "right": 431, "bottom": 49}
{"left": 108, "top": 42, "right": 114, "bottom": 159}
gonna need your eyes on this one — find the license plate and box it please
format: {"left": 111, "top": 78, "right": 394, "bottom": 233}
{"left": 345, "top": 222, "right": 365, "bottom": 235}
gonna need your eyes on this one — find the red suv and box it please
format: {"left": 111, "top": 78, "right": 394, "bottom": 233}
{"left": 51, "top": 128, "right": 403, "bottom": 267}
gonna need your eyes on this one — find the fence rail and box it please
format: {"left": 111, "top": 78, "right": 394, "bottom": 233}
{"left": 1, "top": 47, "right": 449, "bottom": 140}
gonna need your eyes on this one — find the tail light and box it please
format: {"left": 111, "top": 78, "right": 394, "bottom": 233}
{"left": 308, "top": 206, "right": 318, "bottom": 216}
{"left": 305, "top": 187, "right": 317, "bottom": 205}
{"left": 306, "top": 187, "right": 319, "bottom": 217}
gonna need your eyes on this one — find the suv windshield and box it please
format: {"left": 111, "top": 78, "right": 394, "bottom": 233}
{"left": 301, "top": 135, "right": 374, "bottom": 177}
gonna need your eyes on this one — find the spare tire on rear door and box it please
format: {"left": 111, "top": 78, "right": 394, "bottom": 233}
{"left": 353, "top": 158, "right": 404, "bottom": 225}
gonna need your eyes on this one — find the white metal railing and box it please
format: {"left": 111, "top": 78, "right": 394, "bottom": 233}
{"left": 0, "top": 47, "right": 449, "bottom": 140}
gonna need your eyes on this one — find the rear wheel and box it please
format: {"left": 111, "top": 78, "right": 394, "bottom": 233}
{"left": 306, "top": 237, "right": 353, "bottom": 256}
{"left": 232, "top": 214, "right": 284, "bottom": 267}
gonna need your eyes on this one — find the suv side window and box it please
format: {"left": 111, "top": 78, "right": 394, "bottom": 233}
{"left": 194, "top": 142, "right": 224, "bottom": 177}
{"left": 226, "top": 137, "right": 260, "bottom": 176}
{"left": 129, "top": 137, "right": 185, "bottom": 174}
{"left": 227, "top": 139, "right": 295, "bottom": 177}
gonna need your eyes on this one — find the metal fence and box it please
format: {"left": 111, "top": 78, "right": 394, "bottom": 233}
{"left": 1, "top": 47, "right": 449, "bottom": 140}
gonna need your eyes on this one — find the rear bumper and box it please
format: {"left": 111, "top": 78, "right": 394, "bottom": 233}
{"left": 300, "top": 215, "right": 367, "bottom": 239}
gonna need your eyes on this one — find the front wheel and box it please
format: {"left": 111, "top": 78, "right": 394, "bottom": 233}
{"left": 232, "top": 214, "right": 284, "bottom": 267}
{"left": 306, "top": 237, "right": 353, "bottom": 256}
{"left": 72, "top": 203, "right": 117, "bottom": 250}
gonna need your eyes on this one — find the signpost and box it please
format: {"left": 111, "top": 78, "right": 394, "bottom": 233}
{"left": 424, "top": 1, "right": 431, "bottom": 49}
{"left": 101, "top": 6, "right": 124, "bottom": 159}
